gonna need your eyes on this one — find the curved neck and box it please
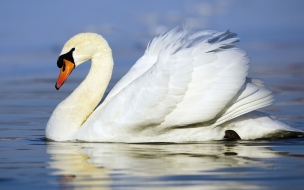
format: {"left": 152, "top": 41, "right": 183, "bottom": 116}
{"left": 46, "top": 52, "right": 113, "bottom": 141}
{"left": 68, "top": 54, "right": 114, "bottom": 122}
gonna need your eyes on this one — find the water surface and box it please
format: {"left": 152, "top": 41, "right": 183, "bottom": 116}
{"left": 1, "top": 72, "right": 304, "bottom": 189}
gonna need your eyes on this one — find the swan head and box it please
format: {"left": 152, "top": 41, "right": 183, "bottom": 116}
{"left": 55, "top": 33, "right": 110, "bottom": 90}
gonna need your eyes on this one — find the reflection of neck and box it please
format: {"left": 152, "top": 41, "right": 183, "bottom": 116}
{"left": 46, "top": 52, "right": 113, "bottom": 141}
{"left": 47, "top": 143, "right": 111, "bottom": 187}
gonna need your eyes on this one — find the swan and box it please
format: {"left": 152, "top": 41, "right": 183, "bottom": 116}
{"left": 46, "top": 28, "right": 302, "bottom": 142}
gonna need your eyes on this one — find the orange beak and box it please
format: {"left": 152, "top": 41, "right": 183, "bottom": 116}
{"left": 55, "top": 59, "right": 75, "bottom": 90}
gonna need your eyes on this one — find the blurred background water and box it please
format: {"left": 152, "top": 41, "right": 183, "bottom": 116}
{"left": 1, "top": 0, "right": 304, "bottom": 189}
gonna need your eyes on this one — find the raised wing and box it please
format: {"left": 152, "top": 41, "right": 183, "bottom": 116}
{"left": 103, "top": 28, "right": 187, "bottom": 103}
{"left": 84, "top": 29, "right": 251, "bottom": 132}
{"left": 159, "top": 31, "right": 249, "bottom": 128}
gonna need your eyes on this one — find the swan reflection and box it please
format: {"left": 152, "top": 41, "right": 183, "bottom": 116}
{"left": 46, "top": 141, "right": 282, "bottom": 189}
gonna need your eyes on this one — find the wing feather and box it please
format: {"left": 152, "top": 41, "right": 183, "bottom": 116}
{"left": 212, "top": 78, "right": 274, "bottom": 126}
{"left": 84, "top": 29, "right": 270, "bottom": 134}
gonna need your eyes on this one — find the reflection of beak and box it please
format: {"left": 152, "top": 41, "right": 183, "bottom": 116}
{"left": 55, "top": 59, "right": 75, "bottom": 90}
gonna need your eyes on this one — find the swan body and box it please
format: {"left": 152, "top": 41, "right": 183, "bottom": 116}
{"left": 46, "top": 28, "right": 302, "bottom": 142}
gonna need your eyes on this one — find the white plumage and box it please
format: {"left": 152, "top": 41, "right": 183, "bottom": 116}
{"left": 46, "top": 28, "right": 302, "bottom": 142}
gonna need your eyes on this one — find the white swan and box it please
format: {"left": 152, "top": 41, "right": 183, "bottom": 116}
{"left": 46, "top": 28, "right": 302, "bottom": 142}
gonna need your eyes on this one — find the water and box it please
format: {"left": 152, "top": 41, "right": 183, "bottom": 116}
{"left": 1, "top": 1, "right": 304, "bottom": 189}
{"left": 1, "top": 66, "right": 304, "bottom": 189}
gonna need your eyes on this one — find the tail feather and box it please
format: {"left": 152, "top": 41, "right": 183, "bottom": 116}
{"left": 212, "top": 78, "right": 273, "bottom": 126}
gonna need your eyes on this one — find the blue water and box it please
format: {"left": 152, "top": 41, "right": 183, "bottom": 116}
{"left": 1, "top": 1, "right": 304, "bottom": 189}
